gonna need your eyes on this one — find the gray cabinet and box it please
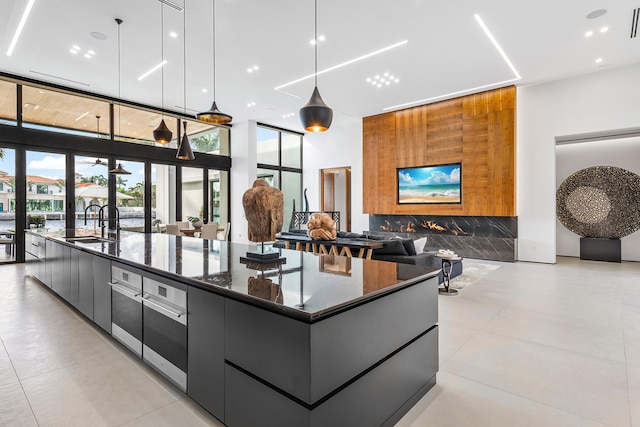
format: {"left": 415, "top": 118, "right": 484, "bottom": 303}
{"left": 50, "top": 241, "right": 65, "bottom": 297}
{"left": 187, "top": 286, "right": 225, "bottom": 421}
{"left": 93, "top": 255, "right": 112, "bottom": 333}
{"left": 45, "top": 240, "right": 53, "bottom": 288}
{"left": 77, "top": 251, "right": 94, "bottom": 320}
{"left": 24, "top": 233, "right": 46, "bottom": 283}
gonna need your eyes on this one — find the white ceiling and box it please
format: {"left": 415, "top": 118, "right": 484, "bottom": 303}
{"left": 1, "top": 0, "right": 639, "bottom": 132}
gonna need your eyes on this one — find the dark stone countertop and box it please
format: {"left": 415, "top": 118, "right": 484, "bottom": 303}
{"left": 26, "top": 229, "right": 439, "bottom": 323}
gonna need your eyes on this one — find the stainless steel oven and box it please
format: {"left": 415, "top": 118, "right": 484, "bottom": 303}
{"left": 110, "top": 266, "right": 143, "bottom": 356}
{"left": 142, "top": 277, "right": 187, "bottom": 391}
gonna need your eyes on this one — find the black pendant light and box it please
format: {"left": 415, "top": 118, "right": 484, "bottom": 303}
{"left": 109, "top": 163, "right": 132, "bottom": 175}
{"left": 176, "top": 121, "right": 195, "bottom": 160}
{"left": 299, "top": 0, "right": 333, "bottom": 132}
{"left": 153, "top": 3, "right": 172, "bottom": 144}
{"left": 176, "top": 0, "right": 195, "bottom": 160}
{"left": 109, "top": 18, "right": 131, "bottom": 175}
{"left": 196, "top": 0, "right": 232, "bottom": 124}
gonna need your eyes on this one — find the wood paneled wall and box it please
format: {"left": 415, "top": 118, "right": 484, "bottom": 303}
{"left": 363, "top": 86, "right": 516, "bottom": 216}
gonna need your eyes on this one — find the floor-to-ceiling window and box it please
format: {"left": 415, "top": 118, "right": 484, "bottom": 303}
{"left": 25, "top": 151, "right": 66, "bottom": 231}
{"left": 257, "top": 125, "right": 303, "bottom": 231}
{"left": 0, "top": 147, "right": 16, "bottom": 262}
{"left": 181, "top": 167, "right": 204, "bottom": 221}
{"left": 152, "top": 163, "right": 176, "bottom": 229}
{"left": 114, "top": 159, "right": 145, "bottom": 232}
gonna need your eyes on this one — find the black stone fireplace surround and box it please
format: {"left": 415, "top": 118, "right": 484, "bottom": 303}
{"left": 368, "top": 215, "right": 518, "bottom": 262}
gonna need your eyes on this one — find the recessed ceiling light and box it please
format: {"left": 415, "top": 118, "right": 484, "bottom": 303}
{"left": 282, "top": 112, "right": 295, "bottom": 118}
{"left": 586, "top": 9, "right": 607, "bottom": 19}
{"left": 253, "top": 65, "right": 259, "bottom": 70}
{"left": 87, "top": 50, "right": 95, "bottom": 55}
{"left": 70, "top": 49, "right": 77, "bottom": 54}
{"left": 73, "top": 45, "right": 80, "bottom": 50}
{"left": 377, "top": 84, "right": 382, "bottom": 88}
{"left": 600, "top": 26, "right": 608, "bottom": 33}
{"left": 202, "top": 88, "right": 207, "bottom": 93}
{"left": 395, "top": 78, "right": 399, "bottom": 83}
{"left": 247, "top": 102, "right": 256, "bottom": 107}
{"left": 585, "top": 30, "right": 594, "bottom": 37}
{"left": 366, "top": 77, "right": 371, "bottom": 82}
{"left": 318, "top": 35, "right": 325, "bottom": 42}
{"left": 75, "top": 111, "right": 89, "bottom": 121}
{"left": 84, "top": 53, "right": 91, "bottom": 58}
{"left": 595, "top": 57, "right": 603, "bottom": 63}
{"left": 169, "top": 31, "right": 178, "bottom": 38}
{"left": 90, "top": 32, "right": 107, "bottom": 40}
{"left": 247, "top": 68, "right": 253, "bottom": 73}
{"left": 34, "top": 105, "right": 39, "bottom": 110}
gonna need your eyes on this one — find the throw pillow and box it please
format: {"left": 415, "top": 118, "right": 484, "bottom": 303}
{"left": 395, "top": 237, "right": 417, "bottom": 256}
{"left": 413, "top": 237, "right": 427, "bottom": 255}
{"left": 375, "top": 239, "right": 409, "bottom": 255}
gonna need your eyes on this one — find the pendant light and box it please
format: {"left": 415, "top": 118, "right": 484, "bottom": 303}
{"left": 153, "top": 3, "right": 172, "bottom": 144}
{"left": 299, "top": 0, "right": 333, "bottom": 132}
{"left": 195, "top": 0, "right": 232, "bottom": 124}
{"left": 176, "top": 121, "right": 194, "bottom": 160}
{"left": 109, "top": 163, "right": 132, "bottom": 175}
{"left": 176, "top": 0, "right": 195, "bottom": 160}
{"left": 109, "top": 18, "right": 132, "bottom": 175}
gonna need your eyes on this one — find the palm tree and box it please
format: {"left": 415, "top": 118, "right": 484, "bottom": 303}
{"left": 116, "top": 176, "right": 128, "bottom": 190}
{"left": 190, "top": 132, "right": 219, "bottom": 153}
{"left": 0, "top": 148, "right": 5, "bottom": 160}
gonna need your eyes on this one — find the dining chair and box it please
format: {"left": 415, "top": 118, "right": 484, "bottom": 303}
{"left": 165, "top": 224, "right": 181, "bottom": 236}
{"left": 219, "top": 222, "right": 230, "bottom": 241}
{"left": 200, "top": 222, "right": 219, "bottom": 240}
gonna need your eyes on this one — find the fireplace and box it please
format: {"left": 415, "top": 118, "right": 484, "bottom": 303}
{"left": 368, "top": 215, "right": 517, "bottom": 262}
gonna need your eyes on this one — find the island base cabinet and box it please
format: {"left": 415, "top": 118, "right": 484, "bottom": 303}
{"left": 93, "top": 256, "right": 112, "bottom": 333}
{"left": 187, "top": 286, "right": 225, "bottom": 422}
{"left": 224, "top": 327, "right": 438, "bottom": 427}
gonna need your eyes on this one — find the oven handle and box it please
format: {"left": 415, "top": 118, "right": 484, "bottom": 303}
{"left": 109, "top": 282, "right": 142, "bottom": 299}
{"left": 143, "top": 295, "right": 186, "bottom": 319}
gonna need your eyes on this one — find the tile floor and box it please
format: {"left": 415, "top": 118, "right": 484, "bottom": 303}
{"left": 0, "top": 257, "right": 638, "bottom": 426}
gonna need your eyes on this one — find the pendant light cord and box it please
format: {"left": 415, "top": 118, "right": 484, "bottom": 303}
{"left": 183, "top": 0, "right": 187, "bottom": 118}
{"left": 116, "top": 18, "right": 122, "bottom": 138}
{"left": 212, "top": 0, "right": 216, "bottom": 100}
{"left": 314, "top": 0, "right": 318, "bottom": 87}
{"left": 160, "top": 4, "right": 165, "bottom": 118}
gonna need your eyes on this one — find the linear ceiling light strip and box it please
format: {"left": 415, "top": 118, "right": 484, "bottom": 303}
{"left": 6, "top": 0, "right": 36, "bottom": 56}
{"left": 383, "top": 14, "right": 521, "bottom": 112}
{"left": 275, "top": 40, "right": 408, "bottom": 92}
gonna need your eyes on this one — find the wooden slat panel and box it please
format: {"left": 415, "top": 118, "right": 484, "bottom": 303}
{"left": 363, "top": 86, "right": 516, "bottom": 217}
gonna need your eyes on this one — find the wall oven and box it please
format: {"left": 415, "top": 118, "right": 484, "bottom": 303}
{"left": 142, "top": 277, "right": 187, "bottom": 391}
{"left": 110, "top": 265, "right": 143, "bottom": 357}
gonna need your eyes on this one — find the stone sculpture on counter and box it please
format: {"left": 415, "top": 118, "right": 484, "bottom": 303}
{"left": 242, "top": 179, "right": 284, "bottom": 242}
{"left": 307, "top": 212, "right": 337, "bottom": 241}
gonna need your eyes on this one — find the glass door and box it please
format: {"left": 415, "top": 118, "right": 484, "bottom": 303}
{"left": 0, "top": 147, "right": 16, "bottom": 262}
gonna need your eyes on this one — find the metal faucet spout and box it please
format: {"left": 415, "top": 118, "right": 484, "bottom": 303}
{"left": 98, "top": 204, "right": 120, "bottom": 239}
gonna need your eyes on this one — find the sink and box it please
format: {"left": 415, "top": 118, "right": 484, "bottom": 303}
{"left": 65, "top": 236, "right": 117, "bottom": 244}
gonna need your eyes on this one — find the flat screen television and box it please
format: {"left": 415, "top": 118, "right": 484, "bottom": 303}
{"left": 397, "top": 163, "right": 462, "bottom": 204}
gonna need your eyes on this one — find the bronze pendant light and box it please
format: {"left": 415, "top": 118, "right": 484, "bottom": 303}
{"left": 109, "top": 18, "right": 132, "bottom": 175}
{"left": 195, "top": 0, "right": 232, "bottom": 124}
{"left": 299, "top": 0, "right": 333, "bottom": 132}
{"left": 176, "top": 0, "right": 195, "bottom": 160}
{"left": 153, "top": 2, "right": 172, "bottom": 144}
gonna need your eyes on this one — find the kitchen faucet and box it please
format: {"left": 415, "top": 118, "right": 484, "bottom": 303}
{"left": 98, "top": 204, "right": 120, "bottom": 239}
{"left": 84, "top": 203, "right": 102, "bottom": 230}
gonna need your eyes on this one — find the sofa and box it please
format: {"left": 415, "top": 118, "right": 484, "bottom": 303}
{"left": 365, "top": 234, "right": 463, "bottom": 284}
{"left": 276, "top": 230, "right": 462, "bottom": 284}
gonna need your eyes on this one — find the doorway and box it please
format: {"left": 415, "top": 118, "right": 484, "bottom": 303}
{"left": 320, "top": 167, "right": 351, "bottom": 232}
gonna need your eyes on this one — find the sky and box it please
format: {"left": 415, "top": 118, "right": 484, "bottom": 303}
{"left": 398, "top": 164, "right": 461, "bottom": 187}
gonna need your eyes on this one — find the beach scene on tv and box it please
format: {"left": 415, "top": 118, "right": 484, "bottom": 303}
{"left": 398, "top": 164, "right": 461, "bottom": 204}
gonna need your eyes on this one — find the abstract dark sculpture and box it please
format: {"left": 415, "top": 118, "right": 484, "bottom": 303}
{"left": 556, "top": 166, "right": 640, "bottom": 238}
{"left": 242, "top": 179, "right": 284, "bottom": 242}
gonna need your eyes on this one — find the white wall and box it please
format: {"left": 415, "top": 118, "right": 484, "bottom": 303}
{"left": 556, "top": 137, "right": 640, "bottom": 261}
{"left": 517, "top": 63, "right": 640, "bottom": 263}
{"left": 302, "top": 113, "right": 368, "bottom": 233}
{"left": 230, "top": 120, "right": 257, "bottom": 244}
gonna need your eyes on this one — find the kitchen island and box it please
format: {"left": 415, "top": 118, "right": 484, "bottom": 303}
{"left": 25, "top": 229, "right": 440, "bottom": 427}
